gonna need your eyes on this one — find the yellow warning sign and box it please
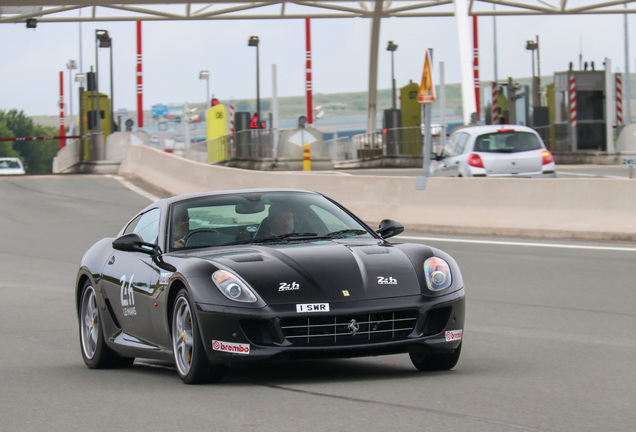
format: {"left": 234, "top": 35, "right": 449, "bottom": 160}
{"left": 418, "top": 49, "right": 436, "bottom": 104}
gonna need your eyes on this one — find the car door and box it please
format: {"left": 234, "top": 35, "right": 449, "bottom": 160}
{"left": 435, "top": 132, "right": 469, "bottom": 177}
{"left": 101, "top": 208, "right": 164, "bottom": 347}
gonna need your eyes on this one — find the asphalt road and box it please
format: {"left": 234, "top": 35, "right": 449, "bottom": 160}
{"left": 1, "top": 175, "right": 635, "bottom": 432}
{"left": 336, "top": 164, "right": 635, "bottom": 179}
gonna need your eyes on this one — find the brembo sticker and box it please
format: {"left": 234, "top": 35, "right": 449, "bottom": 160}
{"left": 445, "top": 330, "right": 463, "bottom": 341}
{"left": 212, "top": 340, "right": 250, "bottom": 355}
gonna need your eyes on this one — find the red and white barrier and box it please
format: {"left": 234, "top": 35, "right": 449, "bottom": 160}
{"left": 569, "top": 76, "right": 577, "bottom": 128}
{"left": 616, "top": 73, "right": 623, "bottom": 127}
{"left": 492, "top": 82, "right": 498, "bottom": 124}
{"left": 59, "top": 71, "right": 65, "bottom": 149}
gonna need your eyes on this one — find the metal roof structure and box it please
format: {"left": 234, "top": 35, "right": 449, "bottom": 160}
{"left": 1, "top": 1, "right": 635, "bottom": 23}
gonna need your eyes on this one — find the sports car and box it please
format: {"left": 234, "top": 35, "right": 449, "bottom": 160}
{"left": 76, "top": 189, "right": 465, "bottom": 384}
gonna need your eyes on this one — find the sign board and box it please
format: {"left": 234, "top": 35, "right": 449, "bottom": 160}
{"left": 418, "top": 49, "right": 436, "bottom": 104}
{"left": 151, "top": 104, "right": 168, "bottom": 116}
{"left": 289, "top": 129, "right": 317, "bottom": 147}
{"left": 621, "top": 155, "right": 636, "bottom": 166}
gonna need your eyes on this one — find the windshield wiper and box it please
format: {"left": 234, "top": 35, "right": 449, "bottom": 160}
{"left": 324, "top": 229, "right": 368, "bottom": 238}
{"left": 220, "top": 232, "right": 319, "bottom": 246}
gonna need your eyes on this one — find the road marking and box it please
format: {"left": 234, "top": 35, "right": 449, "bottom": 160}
{"left": 397, "top": 235, "right": 636, "bottom": 253}
{"left": 556, "top": 170, "right": 626, "bottom": 179}
{"left": 106, "top": 175, "right": 161, "bottom": 203}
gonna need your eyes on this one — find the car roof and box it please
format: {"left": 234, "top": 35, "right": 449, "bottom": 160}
{"left": 143, "top": 188, "right": 322, "bottom": 212}
{"left": 454, "top": 124, "right": 537, "bottom": 136}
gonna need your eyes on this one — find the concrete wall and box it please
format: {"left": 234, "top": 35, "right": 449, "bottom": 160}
{"left": 119, "top": 145, "right": 636, "bottom": 241}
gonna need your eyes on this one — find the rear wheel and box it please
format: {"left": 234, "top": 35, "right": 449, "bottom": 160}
{"left": 171, "top": 289, "right": 224, "bottom": 384}
{"left": 410, "top": 343, "right": 461, "bottom": 371}
{"left": 79, "top": 282, "right": 134, "bottom": 369}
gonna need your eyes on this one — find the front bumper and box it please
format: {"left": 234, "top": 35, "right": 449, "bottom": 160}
{"left": 195, "top": 288, "right": 465, "bottom": 365}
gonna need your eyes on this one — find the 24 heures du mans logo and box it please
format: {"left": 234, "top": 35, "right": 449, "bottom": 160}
{"left": 279, "top": 281, "right": 300, "bottom": 291}
{"left": 377, "top": 276, "right": 397, "bottom": 285}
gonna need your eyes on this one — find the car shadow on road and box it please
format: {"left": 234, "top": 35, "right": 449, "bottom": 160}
{"left": 131, "top": 356, "right": 464, "bottom": 386}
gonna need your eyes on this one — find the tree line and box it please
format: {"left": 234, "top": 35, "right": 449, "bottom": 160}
{"left": 0, "top": 109, "right": 60, "bottom": 174}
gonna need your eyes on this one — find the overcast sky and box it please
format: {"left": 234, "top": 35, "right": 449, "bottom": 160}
{"left": 0, "top": 10, "right": 633, "bottom": 116}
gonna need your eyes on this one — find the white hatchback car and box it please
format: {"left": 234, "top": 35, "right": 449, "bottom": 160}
{"left": 0, "top": 157, "right": 26, "bottom": 175}
{"left": 430, "top": 125, "right": 556, "bottom": 178}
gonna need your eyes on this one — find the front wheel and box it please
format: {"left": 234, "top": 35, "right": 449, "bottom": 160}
{"left": 171, "top": 289, "right": 224, "bottom": 384}
{"left": 79, "top": 282, "right": 134, "bottom": 369}
{"left": 410, "top": 343, "right": 462, "bottom": 372}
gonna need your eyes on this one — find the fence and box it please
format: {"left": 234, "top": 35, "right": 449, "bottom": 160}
{"left": 182, "top": 126, "right": 443, "bottom": 165}
{"left": 186, "top": 129, "right": 275, "bottom": 164}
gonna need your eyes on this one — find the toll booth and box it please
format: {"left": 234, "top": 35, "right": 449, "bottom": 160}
{"left": 399, "top": 82, "right": 422, "bottom": 155}
{"left": 553, "top": 70, "right": 606, "bottom": 151}
{"left": 82, "top": 91, "right": 112, "bottom": 137}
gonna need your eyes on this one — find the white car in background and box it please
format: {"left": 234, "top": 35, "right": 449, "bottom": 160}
{"left": 0, "top": 157, "right": 26, "bottom": 175}
{"left": 430, "top": 125, "right": 556, "bottom": 178}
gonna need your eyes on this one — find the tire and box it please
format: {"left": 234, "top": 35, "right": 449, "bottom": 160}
{"left": 79, "top": 282, "right": 134, "bottom": 369}
{"left": 410, "top": 342, "right": 462, "bottom": 372}
{"left": 171, "top": 289, "right": 224, "bottom": 384}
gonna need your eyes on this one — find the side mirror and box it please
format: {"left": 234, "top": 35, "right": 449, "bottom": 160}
{"left": 376, "top": 219, "right": 404, "bottom": 239}
{"left": 112, "top": 233, "right": 155, "bottom": 254}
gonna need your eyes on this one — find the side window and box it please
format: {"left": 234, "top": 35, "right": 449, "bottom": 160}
{"left": 455, "top": 132, "right": 470, "bottom": 154}
{"left": 441, "top": 134, "right": 458, "bottom": 157}
{"left": 123, "top": 208, "right": 160, "bottom": 244}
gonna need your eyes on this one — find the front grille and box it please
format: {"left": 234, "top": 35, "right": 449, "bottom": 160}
{"left": 281, "top": 310, "right": 418, "bottom": 347}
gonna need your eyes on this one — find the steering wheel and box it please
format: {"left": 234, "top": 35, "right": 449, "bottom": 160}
{"left": 184, "top": 229, "right": 218, "bottom": 247}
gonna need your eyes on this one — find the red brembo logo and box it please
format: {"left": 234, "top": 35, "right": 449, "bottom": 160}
{"left": 212, "top": 340, "right": 250, "bottom": 355}
{"left": 445, "top": 330, "right": 462, "bottom": 341}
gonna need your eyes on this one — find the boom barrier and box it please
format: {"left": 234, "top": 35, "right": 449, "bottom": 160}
{"left": 0, "top": 135, "right": 82, "bottom": 142}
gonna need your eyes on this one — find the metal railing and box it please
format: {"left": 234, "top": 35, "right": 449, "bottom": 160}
{"left": 182, "top": 126, "right": 443, "bottom": 164}
{"left": 187, "top": 129, "right": 276, "bottom": 164}
{"left": 326, "top": 126, "right": 443, "bottom": 162}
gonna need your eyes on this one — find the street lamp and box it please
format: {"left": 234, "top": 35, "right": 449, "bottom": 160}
{"left": 95, "top": 29, "right": 113, "bottom": 132}
{"left": 66, "top": 60, "right": 77, "bottom": 130}
{"left": 525, "top": 37, "right": 540, "bottom": 107}
{"left": 199, "top": 70, "right": 210, "bottom": 108}
{"left": 74, "top": 73, "right": 86, "bottom": 159}
{"left": 387, "top": 40, "right": 398, "bottom": 109}
{"left": 248, "top": 35, "right": 261, "bottom": 122}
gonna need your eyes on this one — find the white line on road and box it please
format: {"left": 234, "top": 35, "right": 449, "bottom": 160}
{"left": 107, "top": 175, "right": 162, "bottom": 203}
{"left": 397, "top": 235, "right": 636, "bottom": 253}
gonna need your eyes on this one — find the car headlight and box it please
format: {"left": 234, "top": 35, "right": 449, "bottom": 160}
{"left": 212, "top": 270, "right": 257, "bottom": 303}
{"left": 424, "top": 257, "right": 452, "bottom": 291}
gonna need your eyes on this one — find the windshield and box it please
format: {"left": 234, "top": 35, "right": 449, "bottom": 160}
{"left": 473, "top": 131, "right": 542, "bottom": 153}
{"left": 0, "top": 159, "right": 22, "bottom": 169}
{"left": 168, "top": 191, "right": 373, "bottom": 251}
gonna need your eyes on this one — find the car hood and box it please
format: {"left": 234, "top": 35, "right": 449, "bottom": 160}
{"left": 191, "top": 240, "right": 424, "bottom": 304}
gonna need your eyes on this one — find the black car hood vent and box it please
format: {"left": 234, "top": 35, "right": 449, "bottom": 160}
{"left": 207, "top": 242, "right": 422, "bottom": 305}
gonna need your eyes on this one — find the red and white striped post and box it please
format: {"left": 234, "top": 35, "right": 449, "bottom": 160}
{"left": 491, "top": 82, "right": 498, "bottom": 124}
{"left": 136, "top": 21, "right": 143, "bottom": 128}
{"left": 229, "top": 103, "right": 235, "bottom": 155}
{"left": 569, "top": 76, "right": 577, "bottom": 150}
{"left": 472, "top": 16, "right": 480, "bottom": 117}
{"left": 616, "top": 73, "right": 623, "bottom": 128}
{"left": 305, "top": 18, "right": 313, "bottom": 125}
{"left": 59, "top": 71, "right": 66, "bottom": 149}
